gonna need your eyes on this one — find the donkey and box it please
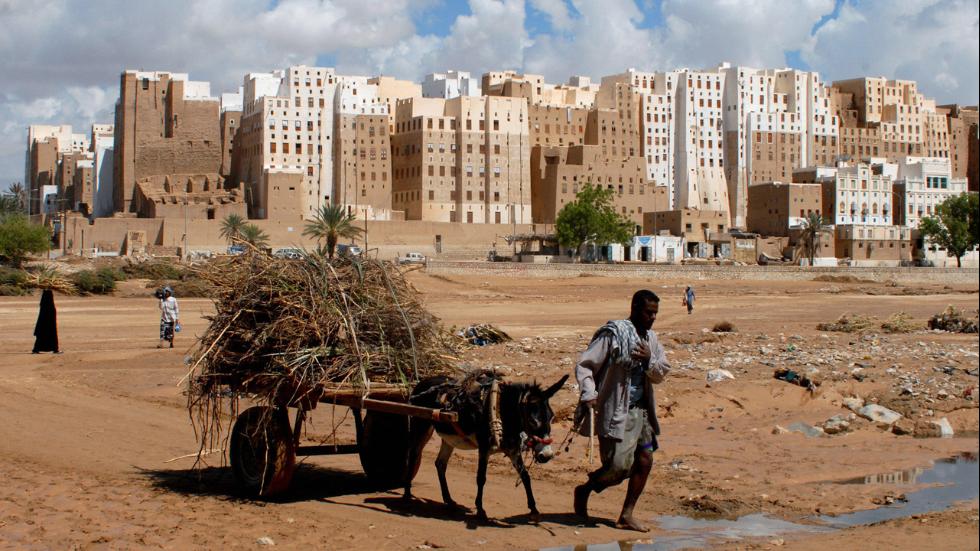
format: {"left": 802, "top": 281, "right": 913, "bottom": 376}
{"left": 404, "top": 370, "right": 569, "bottom": 522}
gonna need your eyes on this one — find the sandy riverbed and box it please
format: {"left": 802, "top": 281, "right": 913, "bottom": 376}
{"left": 0, "top": 272, "right": 977, "bottom": 550}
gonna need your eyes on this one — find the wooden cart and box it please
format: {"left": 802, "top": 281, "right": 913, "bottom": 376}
{"left": 228, "top": 384, "right": 457, "bottom": 497}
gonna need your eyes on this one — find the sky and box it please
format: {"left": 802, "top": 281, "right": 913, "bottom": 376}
{"left": 2, "top": 0, "right": 978, "bottom": 192}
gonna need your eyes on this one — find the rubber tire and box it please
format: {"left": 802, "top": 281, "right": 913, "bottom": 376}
{"left": 358, "top": 411, "right": 413, "bottom": 489}
{"left": 230, "top": 406, "right": 296, "bottom": 498}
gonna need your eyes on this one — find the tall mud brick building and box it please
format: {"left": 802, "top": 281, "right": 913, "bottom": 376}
{"left": 113, "top": 71, "right": 225, "bottom": 214}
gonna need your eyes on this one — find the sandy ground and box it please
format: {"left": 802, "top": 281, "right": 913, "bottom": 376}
{"left": 0, "top": 272, "right": 977, "bottom": 550}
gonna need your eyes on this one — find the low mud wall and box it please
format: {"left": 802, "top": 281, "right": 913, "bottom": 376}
{"left": 425, "top": 261, "right": 979, "bottom": 285}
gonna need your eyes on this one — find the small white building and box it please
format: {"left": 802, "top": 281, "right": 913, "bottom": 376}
{"left": 626, "top": 235, "right": 685, "bottom": 263}
{"left": 894, "top": 156, "right": 968, "bottom": 229}
{"left": 422, "top": 71, "right": 481, "bottom": 99}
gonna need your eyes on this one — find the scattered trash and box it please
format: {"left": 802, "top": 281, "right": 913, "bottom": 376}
{"left": 457, "top": 323, "right": 512, "bottom": 346}
{"left": 871, "top": 493, "right": 908, "bottom": 505}
{"left": 257, "top": 537, "right": 275, "bottom": 546}
{"left": 706, "top": 369, "right": 735, "bottom": 383}
{"left": 773, "top": 368, "right": 818, "bottom": 392}
{"left": 857, "top": 404, "right": 903, "bottom": 426}
{"left": 927, "top": 306, "right": 979, "bottom": 334}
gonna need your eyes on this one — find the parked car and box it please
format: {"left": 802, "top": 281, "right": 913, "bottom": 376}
{"left": 336, "top": 244, "right": 362, "bottom": 257}
{"left": 273, "top": 247, "right": 303, "bottom": 259}
{"left": 398, "top": 252, "right": 426, "bottom": 265}
{"left": 227, "top": 245, "right": 246, "bottom": 255}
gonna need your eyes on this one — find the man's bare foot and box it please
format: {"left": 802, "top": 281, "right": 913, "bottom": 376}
{"left": 574, "top": 483, "right": 591, "bottom": 520}
{"left": 615, "top": 514, "right": 649, "bottom": 532}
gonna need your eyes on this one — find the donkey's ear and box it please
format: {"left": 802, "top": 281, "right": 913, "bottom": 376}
{"left": 543, "top": 374, "right": 569, "bottom": 398}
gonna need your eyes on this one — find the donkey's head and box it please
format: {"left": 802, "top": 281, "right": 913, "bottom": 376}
{"left": 515, "top": 374, "right": 569, "bottom": 463}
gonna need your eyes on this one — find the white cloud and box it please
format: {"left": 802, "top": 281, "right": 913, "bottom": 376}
{"left": 803, "top": 0, "right": 979, "bottom": 104}
{"left": 529, "top": 0, "right": 574, "bottom": 31}
{"left": 342, "top": 0, "right": 529, "bottom": 81}
{"left": 1, "top": 0, "right": 977, "bottom": 191}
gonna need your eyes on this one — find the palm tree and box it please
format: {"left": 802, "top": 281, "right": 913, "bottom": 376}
{"left": 8, "top": 182, "right": 26, "bottom": 212}
{"left": 239, "top": 223, "right": 270, "bottom": 249}
{"left": 799, "top": 212, "right": 825, "bottom": 267}
{"left": 220, "top": 213, "right": 246, "bottom": 244}
{"left": 303, "top": 204, "right": 364, "bottom": 258}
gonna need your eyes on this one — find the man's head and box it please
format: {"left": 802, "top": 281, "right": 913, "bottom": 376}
{"left": 630, "top": 289, "right": 660, "bottom": 331}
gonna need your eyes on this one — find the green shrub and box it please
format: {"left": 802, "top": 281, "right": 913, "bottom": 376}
{"left": 147, "top": 277, "right": 213, "bottom": 298}
{"left": 0, "top": 283, "right": 30, "bottom": 296}
{"left": 0, "top": 266, "right": 28, "bottom": 287}
{"left": 72, "top": 267, "right": 120, "bottom": 295}
{"left": 0, "top": 214, "right": 51, "bottom": 267}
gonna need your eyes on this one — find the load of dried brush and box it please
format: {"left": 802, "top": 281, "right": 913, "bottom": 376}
{"left": 185, "top": 249, "right": 459, "bottom": 454}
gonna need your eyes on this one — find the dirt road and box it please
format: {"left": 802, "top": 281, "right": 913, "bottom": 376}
{"left": 0, "top": 273, "right": 977, "bottom": 550}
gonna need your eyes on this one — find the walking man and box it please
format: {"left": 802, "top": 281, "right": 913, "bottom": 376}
{"left": 158, "top": 287, "right": 180, "bottom": 349}
{"left": 684, "top": 286, "right": 695, "bottom": 315}
{"left": 573, "top": 290, "right": 670, "bottom": 532}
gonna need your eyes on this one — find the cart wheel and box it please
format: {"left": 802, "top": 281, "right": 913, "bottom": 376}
{"left": 358, "top": 411, "right": 412, "bottom": 489}
{"left": 230, "top": 406, "right": 296, "bottom": 498}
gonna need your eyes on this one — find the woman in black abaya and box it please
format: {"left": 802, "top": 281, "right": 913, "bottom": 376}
{"left": 32, "top": 289, "right": 60, "bottom": 354}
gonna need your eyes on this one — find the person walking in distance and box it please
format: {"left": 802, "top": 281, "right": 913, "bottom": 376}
{"left": 684, "top": 286, "right": 695, "bottom": 315}
{"left": 32, "top": 289, "right": 60, "bottom": 354}
{"left": 158, "top": 287, "right": 179, "bottom": 349}
{"left": 573, "top": 290, "right": 671, "bottom": 532}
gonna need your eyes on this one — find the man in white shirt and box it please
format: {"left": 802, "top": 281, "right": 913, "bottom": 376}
{"left": 158, "top": 287, "right": 180, "bottom": 349}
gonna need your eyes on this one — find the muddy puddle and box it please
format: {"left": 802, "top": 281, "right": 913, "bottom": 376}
{"left": 543, "top": 452, "right": 978, "bottom": 551}
{"left": 820, "top": 451, "right": 978, "bottom": 527}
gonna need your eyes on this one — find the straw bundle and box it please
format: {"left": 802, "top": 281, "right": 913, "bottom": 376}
{"left": 185, "top": 249, "right": 460, "bottom": 452}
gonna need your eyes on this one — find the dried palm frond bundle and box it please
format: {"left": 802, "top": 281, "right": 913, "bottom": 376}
{"left": 185, "top": 248, "right": 460, "bottom": 454}
{"left": 816, "top": 313, "right": 877, "bottom": 333}
{"left": 27, "top": 266, "right": 77, "bottom": 295}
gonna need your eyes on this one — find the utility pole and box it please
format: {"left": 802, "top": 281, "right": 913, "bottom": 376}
{"left": 183, "top": 188, "right": 188, "bottom": 262}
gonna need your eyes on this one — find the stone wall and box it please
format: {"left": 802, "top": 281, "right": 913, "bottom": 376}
{"left": 425, "top": 260, "right": 979, "bottom": 284}
{"left": 61, "top": 215, "right": 536, "bottom": 259}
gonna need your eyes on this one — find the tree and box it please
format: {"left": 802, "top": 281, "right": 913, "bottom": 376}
{"left": 303, "top": 204, "right": 364, "bottom": 259}
{"left": 798, "top": 212, "right": 825, "bottom": 267}
{"left": 219, "top": 213, "right": 246, "bottom": 244}
{"left": 239, "top": 223, "right": 270, "bottom": 249}
{"left": 918, "top": 193, "right": 979, "bottom": 268}
{"left": 555, "top": 183, "right": 633, "bottom": 261}
{"left": 8, "top": 182, "right": 26, "bottom": 211}
{"left": 0, "top": 194, "right": 19, "bottom": 216}
{"left": 0, "top": 214, "right": 51, "bottom": 267}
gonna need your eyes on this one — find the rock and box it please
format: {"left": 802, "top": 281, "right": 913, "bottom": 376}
{"left": 257, "top": 537, "right": 276, "bottom": 546}
{"left": 823, "top": 415, "right": 851, "bottom": 435}
{"left": 772, "top": 424, "right": 790, "bottom": 435}
{"left": 706, "top": 369, "right": 735, "bottom": 382}
{"left": 934, "top": 417, "right": 954, "bottom": 437}
{"left": 842, "top": 396, "right": 864, "bottom": 412}
{"left": 787, "top": 421, "right": 827, "bottom": 438}
{"left": 891, "top": 418, "right": 915, "bottom": 436}
{"left": 913, "top": 419, "right": 946, "bottom": 438}
{"left": 858, "top": 404, "right": 903, "bottom": 426}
